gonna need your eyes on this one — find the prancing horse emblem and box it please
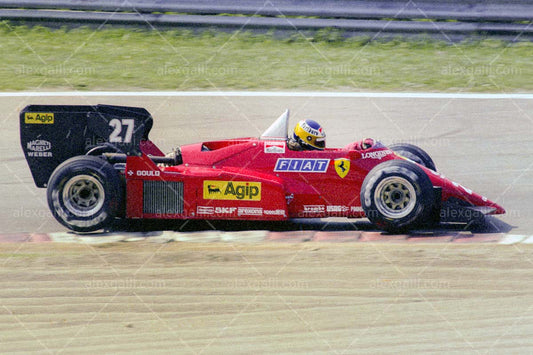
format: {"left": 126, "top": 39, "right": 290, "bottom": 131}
{"left": 334, "top": 158, "right": 350, "bottom": 178}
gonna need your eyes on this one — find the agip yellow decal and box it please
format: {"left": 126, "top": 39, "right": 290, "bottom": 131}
{"left": 25, "top": 112, "right": 54, "bottom": 124}
{"left": 203, "top": 180, "right": 261, "bottom": 201}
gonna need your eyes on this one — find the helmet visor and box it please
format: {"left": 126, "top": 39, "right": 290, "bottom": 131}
{"left": 314, "top": 138, "right": 325, "bottom": 149}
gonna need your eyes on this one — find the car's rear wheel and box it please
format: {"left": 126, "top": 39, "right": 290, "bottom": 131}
{"left": 47, "top": 156, "right": 123, "bottom": 232}
{"left": 361, "top": 160, "right": 435, "bottom": 233}
{"left": 389, "top": 143, "right": 436, "bottom": 171}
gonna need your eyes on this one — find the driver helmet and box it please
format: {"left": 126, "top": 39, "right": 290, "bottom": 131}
{"left": 293, "top": 119, "right": 326, "bottom": 150}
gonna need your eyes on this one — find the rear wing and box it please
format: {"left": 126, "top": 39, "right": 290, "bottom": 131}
{"left": 20, "top": 104, "right": 153, "bottom": 187}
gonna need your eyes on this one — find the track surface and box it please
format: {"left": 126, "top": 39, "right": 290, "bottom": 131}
{"left": 1, "top": 95, "right": 532, "bottom": 353}
{"left": 0, "top": 242, "right": 532, "bottom": 354}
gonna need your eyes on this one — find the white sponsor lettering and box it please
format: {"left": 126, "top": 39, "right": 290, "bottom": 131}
{"left": 264, "top": 142, "right": 286, "bottom": 154}
{"left": 136, "top": 170, "right": 161, "bottom": 177}
{"left": 350, "top": 206, "right": 364, "bottom": 213}
{"left": 326, "top": 205, "right": 349, "bottom": 213}
{"left": 27, "top": 140, "right": 53, "bottom": 157}
{"left": 215, "top": 207, "right": 237, "bottom": 214}
{"left": 263, "top": 209, "right": 286, "bottom": 217}
{"left": 27, "top": 151, "right": 52, "bottom": 157}
{"left": 238, "top": 207, "right": 263, "bottom": 216}
{"left": 362, "top": 149, "right": 393, "bottom": 160}
{"left": 428, "top": 169, "right": 446, "bottom": 179}
{"left": 197, "top": 206, "right": 214, "bottom": 215}
{"left": 303, "top": 205, "right": 325, "bottom": 213}
{"left": 452, "top": 181, "right": 473, "bottom": 195}
{"left": 27, "top": 139, "right": 51, "bottom": 152}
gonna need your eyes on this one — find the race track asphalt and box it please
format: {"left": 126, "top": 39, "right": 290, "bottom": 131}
{"left": 1, "top": 94, "right": 531, "bottom": 234}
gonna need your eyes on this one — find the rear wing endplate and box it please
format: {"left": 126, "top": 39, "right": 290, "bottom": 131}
{"left": 20, "top": 104, "right": 153, "bottom": 187}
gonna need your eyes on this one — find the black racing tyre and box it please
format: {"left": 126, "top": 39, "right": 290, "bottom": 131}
{"left": 47, "top": 155, "right": 124, "bottom": 232}
{"left": 388, "top": 143, "right": 436, "bottom": 171}
{"left": 85, "top": 143, "right": 123, "bottom": 156}
{"left": 360, "top": 160, "right": 435, "bottom": 233}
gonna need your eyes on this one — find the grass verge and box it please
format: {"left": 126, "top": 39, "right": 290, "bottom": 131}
{"left": 0, "top": 24, "right": 532, "bottom": 92}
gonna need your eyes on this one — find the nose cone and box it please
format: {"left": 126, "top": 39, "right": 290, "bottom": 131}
{"left": 424, "top": 169, "right": 505, "bottom": 215}
{"left": 488, "top": 201, "right": 506, "bottom": 215}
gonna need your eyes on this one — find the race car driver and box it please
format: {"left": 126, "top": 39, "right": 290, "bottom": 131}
{"left": 287, "top": 119, "right": 326, "bottom": 151}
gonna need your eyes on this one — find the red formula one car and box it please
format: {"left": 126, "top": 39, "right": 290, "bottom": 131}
{"left": 20, "top": 105, "right": 504, "bottom": 233}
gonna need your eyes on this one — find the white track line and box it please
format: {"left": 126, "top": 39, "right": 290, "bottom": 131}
{"left": 499, "top": 235, "right": 527, "bottom": 245}
{"left": 522, "top": 235, "right": 533, "bottom": 244}
{"left": 1, "top": 91, "right": 533, "bottom": 99}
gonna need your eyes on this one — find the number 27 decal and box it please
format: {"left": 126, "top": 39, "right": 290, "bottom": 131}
{"left": 109, "top": 118, "right": 135, "bottom": 143}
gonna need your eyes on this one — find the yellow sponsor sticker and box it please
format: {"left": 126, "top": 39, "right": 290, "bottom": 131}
{"left": 25, "top": 112, "right": 54, "bottom": 124}
{"left": 203, "top": 180, "right": 261, "bottom": 201}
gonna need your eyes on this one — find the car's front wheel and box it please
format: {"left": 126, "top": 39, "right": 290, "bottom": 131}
{"left": 388, "top": 143, "right": 436, "bottom": 171}
{"left": 47, "top": 156, "right": 123, "bottom": 232}
{"left": 360, "top": 160, "right": 435, "bottom": 233}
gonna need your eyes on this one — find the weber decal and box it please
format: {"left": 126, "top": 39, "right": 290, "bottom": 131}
{"left": 203, "top": 180, "right": 261, "bottom": 201}
{"left": 27, "top": 140, "right": 52, "bottom": 157}
{"left": 25, "top": 112, "right": 54, "bottom": 124}
{"left": 274, "top": 158, "right": 329, "bottom": 173}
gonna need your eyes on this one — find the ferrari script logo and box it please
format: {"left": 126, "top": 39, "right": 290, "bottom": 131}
{"left": 334, "top": 158, "right": 350, "bottom": 178}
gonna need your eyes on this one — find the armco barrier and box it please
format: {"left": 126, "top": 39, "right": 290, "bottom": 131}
{"left": 1, "top": 0, "right": 532, "bottom": 40}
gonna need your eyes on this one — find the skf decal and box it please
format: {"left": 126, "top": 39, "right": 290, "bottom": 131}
{"left": 203, "top": 180, "right": 261, "bottom": 201}
{"left": 265, "top": 141, "right": 285, "bottom": 153}
{"left": 274, "top": 158, "right": 329, "bottom": 173}
{"left": 334, "top": 158, "right": 350, "bottom": 178}
{"left": 25, "top": 112, "right": 54, "bottom": 124}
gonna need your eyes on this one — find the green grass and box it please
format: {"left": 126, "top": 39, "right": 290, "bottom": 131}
{"left": 0, "top": 24, "right": 532, "bottom": 92}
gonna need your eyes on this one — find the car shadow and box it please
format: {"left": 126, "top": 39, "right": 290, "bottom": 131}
{"left": 109, "top": 215, "right": 514, "bottom": 235}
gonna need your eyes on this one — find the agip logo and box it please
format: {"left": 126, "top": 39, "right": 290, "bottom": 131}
{"left": 203, "top": 180, "right": 261, "bottom": 201}
{"left": 25, "top": 112, "right": 54, "bottom": 124}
